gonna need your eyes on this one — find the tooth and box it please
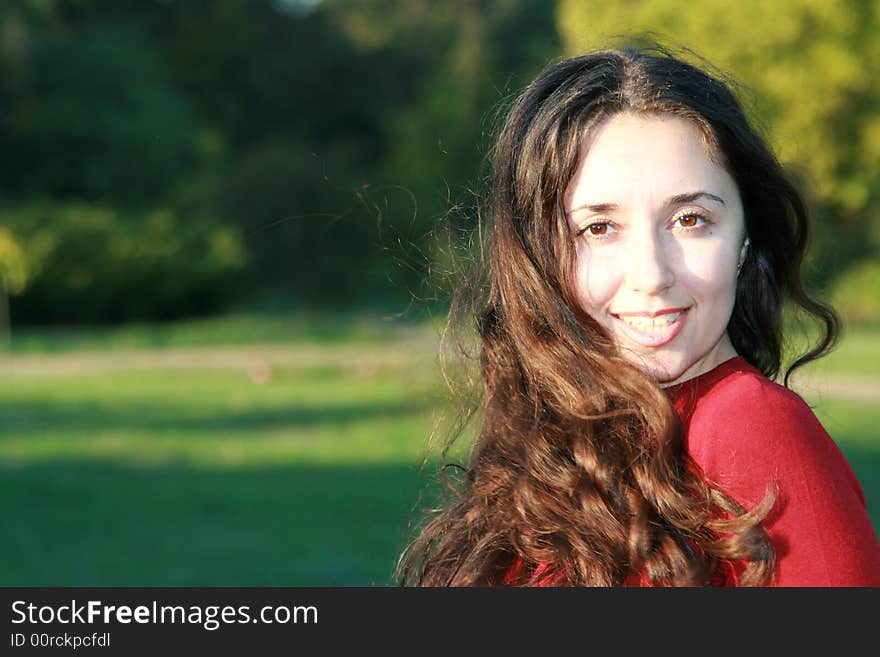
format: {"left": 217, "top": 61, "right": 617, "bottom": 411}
{"left": 619, "top": 312, "right": 681, "bottom": 333}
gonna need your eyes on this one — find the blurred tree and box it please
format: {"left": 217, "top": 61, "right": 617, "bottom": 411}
{"left": 327, "top": 0, "right": 561, "bottom": 305}
{"left": 556, "top": 0, "right": 880, "bottom": 289}
{"left": 0, "top": 0, "right": 565, "bottom": 322}
{"left": 154, "top": 0, "right": 561, "bottom": 309}
{"left": 0, "top": 227, "right": 30, "bottom": 344}
{"left": 3, "top": 202, "right": 246, "bottom": 323}
{"left": 0, "top": 21, "right": 200, "bottom": 207}
{"left": 0, "top": 3, "right": 244, "bottom": 323}
{"left": 136, "top": 0, "right": 410, "bottom": 307}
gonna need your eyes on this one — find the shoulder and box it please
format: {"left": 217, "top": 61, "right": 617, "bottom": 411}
{"left": 692, "top": 365, "right": 816, "bottom": 428}
{"left": 685, "top": 365, "right": 820, "bottom": 444}
{"left": 682, "top": 365, "right": 880, "bottom": 585}
{"left": 686, "top": 365, "right": 827, "bottom": 449}
{"left": 684, "top": 366, "right": 864, "bottom": 507}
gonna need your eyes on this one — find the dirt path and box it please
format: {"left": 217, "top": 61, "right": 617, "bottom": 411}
{"left": 0, "top": 341, "right": 440, "bottom": 377}
{"left": 786, "top": 372, "right": 880, "bottom": 404}
{"left": 1, "top": 344, "right": 878, "bottom": 403}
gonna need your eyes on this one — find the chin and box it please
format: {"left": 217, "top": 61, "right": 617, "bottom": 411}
{"left": 622, "top": 352, "right": 686, "bottom": 385}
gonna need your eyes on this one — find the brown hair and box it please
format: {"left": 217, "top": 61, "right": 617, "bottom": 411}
{"left": 395, "top": 46, "right": 838, "bottom": 587}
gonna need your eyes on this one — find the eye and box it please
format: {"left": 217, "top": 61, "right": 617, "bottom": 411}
{"left": 577, "top": 222, "right": 614, "bottom": 237}
{"left": 673, "top": 212, "right": 707, "bottom": 230}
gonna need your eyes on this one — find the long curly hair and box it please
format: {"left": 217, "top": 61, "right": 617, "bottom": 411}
{"left": 395, "top": 46, "right": 839, "bottom": 587}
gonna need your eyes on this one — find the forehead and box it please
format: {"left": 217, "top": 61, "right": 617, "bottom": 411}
{"left": 563, "top": 112, "right": 735, "bottom": 210}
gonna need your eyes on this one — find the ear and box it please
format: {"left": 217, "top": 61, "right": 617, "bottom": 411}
{"left": 738, "top": 237, "right": 750, "bottom": 271}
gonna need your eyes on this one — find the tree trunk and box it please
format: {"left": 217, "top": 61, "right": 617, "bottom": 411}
{"left": 0, "top": 280, "right": 10, "bottom": 351}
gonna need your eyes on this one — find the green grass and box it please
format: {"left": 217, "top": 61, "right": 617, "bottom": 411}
{"left": 812, "top": 400, "right": 880, "bottom": 530}
{"left": 1, "top": 315, "right": 877, "bottom": 585}
{"left": 780, "top": 311, "right": 880, "bottom": 377}
{"left": 0, "top": 351, "right": 471, "bottom": 585}
{"left": 799, "top": 326, "right": 880, "bottom": 377}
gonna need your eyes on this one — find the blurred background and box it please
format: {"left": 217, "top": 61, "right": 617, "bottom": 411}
{"left": 1, "top": 0, "right": 878, "bottom": 585}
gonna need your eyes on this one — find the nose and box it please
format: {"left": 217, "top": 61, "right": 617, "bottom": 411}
{"left": 622, "top": 229, "right": 675, "bottom": 294}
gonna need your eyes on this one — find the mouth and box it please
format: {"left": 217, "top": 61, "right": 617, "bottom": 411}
{"left": 610, "top": 307, "right": 691, "bottom": 347}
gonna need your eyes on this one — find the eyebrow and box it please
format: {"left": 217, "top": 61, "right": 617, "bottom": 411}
{"left": 566, "top": 191, "right": 726, "bottom": 216}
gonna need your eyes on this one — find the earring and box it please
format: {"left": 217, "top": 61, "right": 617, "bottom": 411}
{"left": 737, "top": 238, "right": 750, "bottom": 274}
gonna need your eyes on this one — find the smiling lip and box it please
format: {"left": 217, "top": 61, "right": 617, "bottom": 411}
{"left": 614, "top": 306, "right": 690, "bottom": 318}
{"left": 611, "top": 307, "right": 691, "bottom": 347}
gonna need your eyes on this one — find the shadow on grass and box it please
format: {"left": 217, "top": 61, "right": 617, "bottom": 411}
{"left": 0, "top": 460, "right": 455, "bottom": 586}
{"left": 3, "top": 443, "right": 879, "bottom": 587}
{"left": 848, "top": 447, "right": 880, "bottom": 532}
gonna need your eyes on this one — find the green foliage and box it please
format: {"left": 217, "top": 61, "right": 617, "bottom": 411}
{"left": 332, "top": 1, "right": 561, "bottom": 307}
{"left": 0, "top": 227, "right": 30, "bottom": 295}
{"left": 3, "top": 2, "right": 875, "bottom": 323}
{"left": 3, "top": 202, "right": 246, "bottom": 323}
{"left": 216, "top": 138, "right": 383, "bottom": 307}
{"left": 556, "top": 0, "right": 880, "bottom": 286}
{"left": 1, "top": 24, "right": 199, "bottom": 207}
{"left": 0, "top": 2, "right": 565, "bottom": 322}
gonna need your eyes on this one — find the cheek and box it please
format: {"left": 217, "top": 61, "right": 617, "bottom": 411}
{"left": 574, "top": 247, "right": 618, "bottom": 316}
{"left": 680, "top": 246, "right": 738, "bottom": 305}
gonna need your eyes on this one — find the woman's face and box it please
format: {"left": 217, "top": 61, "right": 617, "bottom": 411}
{"left": 563, "top": 112, "right": 748, "bottom": 386}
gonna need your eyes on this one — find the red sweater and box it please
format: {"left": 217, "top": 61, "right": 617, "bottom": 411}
{"left": 504, "top": 356, "right": 880, "bottom": 586}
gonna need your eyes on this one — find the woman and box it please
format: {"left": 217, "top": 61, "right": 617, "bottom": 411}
{"left": 395, "top": 46, "right": 880, "bottom": 586}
